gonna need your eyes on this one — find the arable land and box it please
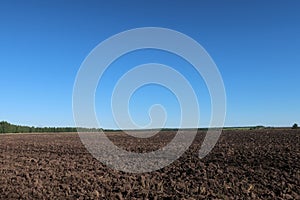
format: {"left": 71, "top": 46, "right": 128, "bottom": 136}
{"left": 0, "top": 129, "right": 299, "bottom": 199}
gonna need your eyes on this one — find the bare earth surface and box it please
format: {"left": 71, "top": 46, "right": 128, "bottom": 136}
{"left": 0, "top": 129, "right": 299, "bottom": 199}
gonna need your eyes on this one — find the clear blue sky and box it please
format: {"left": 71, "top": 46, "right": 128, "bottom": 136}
{"left": 0, "top": 0, "right": 299, "bottom": 128}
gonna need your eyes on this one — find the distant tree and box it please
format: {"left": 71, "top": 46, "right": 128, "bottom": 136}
{"left": 292, "top": 123, "right": 298, "bottom": 129}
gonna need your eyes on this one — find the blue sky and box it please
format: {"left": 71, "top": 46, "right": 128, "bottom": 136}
{"left": 0, "top": 0, "right": 299, "bottom": 128}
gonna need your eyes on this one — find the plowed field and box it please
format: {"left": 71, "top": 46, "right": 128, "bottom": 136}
{"left": 0, "top": 129, "right": 299, "bottom": 199}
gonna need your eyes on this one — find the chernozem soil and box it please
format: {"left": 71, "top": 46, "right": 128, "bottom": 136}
{"left": 0, "top": 129, "right": 299, "bottom": 199}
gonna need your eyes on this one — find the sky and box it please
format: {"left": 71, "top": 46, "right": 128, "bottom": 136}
{"left": 0, "top": 0, "right": 299, "bottom": 128}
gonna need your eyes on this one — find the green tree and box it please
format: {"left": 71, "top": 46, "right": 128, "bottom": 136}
{"left": 292, "top": 123, "right": 298, "bottom": 129}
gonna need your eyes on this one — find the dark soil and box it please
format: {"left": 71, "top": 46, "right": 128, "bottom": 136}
{"left": 0, "top": 129, "right": 299, "bottom": 199}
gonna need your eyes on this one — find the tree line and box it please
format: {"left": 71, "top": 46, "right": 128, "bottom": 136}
{"left": 0, "top": 121, "right": 86, "bottom": 134}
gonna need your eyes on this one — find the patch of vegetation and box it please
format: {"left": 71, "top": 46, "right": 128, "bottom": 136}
{"left": 0, "top": 121, "right": 96, "bottom": 134}
{"left": 250, "top": 125, "right": 265, "bottom": 130}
